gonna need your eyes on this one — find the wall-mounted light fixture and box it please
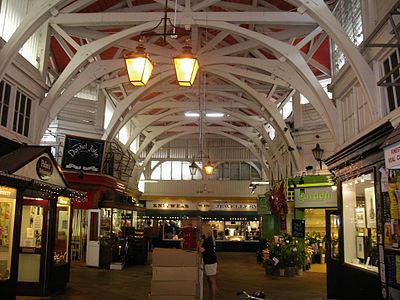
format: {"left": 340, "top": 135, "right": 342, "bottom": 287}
{"left": 312, "top": 143, "right": 324, "bottom": 169}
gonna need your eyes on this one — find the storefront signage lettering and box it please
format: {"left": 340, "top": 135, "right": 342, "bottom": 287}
{"left": 36, "top": 156, "right": 53, "bottom": 181}
{"left": 152, "top": 203, "right": 189, "bottom": 209}
{"left": 295, "top": 187, "right": 337, "bottom": 208}
{"left": 213, "top": 203, "right": 257, "bottom": 210}
{"left": 146, "top": 201, "right": 257, "bottom": 211}
{"left": 384, "top": 141, "right": 400, "bottom": 169}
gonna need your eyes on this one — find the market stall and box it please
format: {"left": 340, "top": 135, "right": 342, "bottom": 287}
{"left": 0, "top": 145, "right": 85, "bottom": 298}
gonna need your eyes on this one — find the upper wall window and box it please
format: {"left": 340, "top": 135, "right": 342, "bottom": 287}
{"left": 382, "top": 49, "right": 400, "bottom": 113}
{"left": 331, "top": 0, "right": 363, "bottom": 75}
{"left": 0, "top": 81, "right": 11, "bottom": 127}
{"left": 13, "top": 90, "right": 31, "bottom": 137}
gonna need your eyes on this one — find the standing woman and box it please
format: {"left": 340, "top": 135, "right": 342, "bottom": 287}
{"left": 199, "top": 224, "right": 217, "bottom": 300}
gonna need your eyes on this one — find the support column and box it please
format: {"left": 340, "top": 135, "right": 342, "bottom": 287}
{"left": 261, "top": 214, "right": 280, "bottom": 240}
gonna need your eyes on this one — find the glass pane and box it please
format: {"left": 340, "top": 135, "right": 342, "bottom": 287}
{"left": 89, "top": 212, "right": 99, "bottom": 241}
{"left": 100, "top": 209, "right": 111, "bottom": 239}
{"left": 112, "top": 209, "right": 123, "bottom": 237}
{"left": 18, "top": 202, "right": 44, "bottom": 282}
{"left": 330, "top": 214, "right": 340, "bottom": 260}
{"left": 342, "top": 173, "right": 378, "bottom": 272}
{"left": 20, "top": 205, "right": 43, "bottom": 248}
{"left": 0, "top": 186, "right": 16, "bottom": 281}
{"left": 54, "top": 197, "right": 70, "bottom": 265}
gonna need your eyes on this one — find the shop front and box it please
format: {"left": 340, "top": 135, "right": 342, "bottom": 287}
{"left": 0, "top": 145, "right": 85, "bottom": 298}
{"left": 324, "top": 122, "right": 393, "bottom": 300}
{"left": 143, "top": 199, "right": 260, "bottom": 251}
{"left": 294, "top": 184, "right": 337, "bottom": 264}
{"left": 61, "top": 135, "right": 143, "bottom": 268}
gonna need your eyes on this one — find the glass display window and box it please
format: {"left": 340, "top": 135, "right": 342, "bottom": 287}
{"left": 342, "top": 173, "right": 378, "bottom": 272}
{"left": 112, "top": 209, "right": 123, "bottom": 238}
{"left": 100, "top": 208, "right": 112, "bottom": 239}
{"left": 0, "top": 186, "right": 16, "bottom": 281}
{"left": 54, "top": 197, "right": 71, "bottom": 265}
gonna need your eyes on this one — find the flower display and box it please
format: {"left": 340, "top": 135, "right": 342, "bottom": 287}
{"left": 263, "top": 233, "right": 308, "bottom": 275}
{"left": 268, "top": 181, "right": 288, "bottom": 215}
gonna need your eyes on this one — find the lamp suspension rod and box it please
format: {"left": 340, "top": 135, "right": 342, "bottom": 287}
{"left": 199, "top": 72, "right": 203, "bottom": 158}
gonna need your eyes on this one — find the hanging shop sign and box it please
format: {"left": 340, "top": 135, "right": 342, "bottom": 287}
{"left": 257, "top": 195, "right": 271, "bottom": 215}
{"left": 61, "top": 136, "right": 105, "bottom": 172}
{"left": 384, "top": 140, "right": 400, "bottom": 169}
{"left": 295, "top": 187, "right": 337, "bottom": 208}
{"left": 36, "top": 156, "right": 53, "bottom": 181}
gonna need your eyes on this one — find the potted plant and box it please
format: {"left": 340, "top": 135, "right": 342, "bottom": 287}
{"left": 294, "top": 240, "right": 307, "bottom": 275}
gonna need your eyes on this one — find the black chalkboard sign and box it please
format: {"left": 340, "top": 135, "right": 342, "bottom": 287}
{"left": 292, "top": 219, "right": 305, "bottom": 238}
{"left": 61, "top": 136, "right": 105, "bottom": 173}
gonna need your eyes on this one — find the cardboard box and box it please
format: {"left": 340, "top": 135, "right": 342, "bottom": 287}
{"left": 152, "top": 248, "right": 199, "bottom": 266}
{"left": 150, "top": 280, "right": 198, "bottom": 296}
{"left": 109, "top": 262, "right": 124, "bottom": 270}
{"left": 149, "top": 296, "right": 197, "bottom": 300}
{"left": 152, "top": 266, "right": 199, "bottom": 281}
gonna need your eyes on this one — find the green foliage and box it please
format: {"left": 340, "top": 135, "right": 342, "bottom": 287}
{"left": 266, "top": 233, "right": 308, "bottom": 269}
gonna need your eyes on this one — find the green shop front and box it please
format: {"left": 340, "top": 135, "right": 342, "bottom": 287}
{"left": 290, "top": 177, "right": 337, "bottom": 264}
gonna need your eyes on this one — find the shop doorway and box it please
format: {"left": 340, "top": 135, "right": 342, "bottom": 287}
{"left": 86, "top": 209, "right": 100, "bottom": 267}
{"left": 325, "top": 210, "right": 341, "bottom": 299}
{"left": 17, "top": 198, "right": 49, "bottom": 295}
{"left": 304, "top": 208, "right": 329, "bottom": 269}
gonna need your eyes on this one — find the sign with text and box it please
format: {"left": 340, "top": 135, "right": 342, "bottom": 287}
{"left": 295, "top": 187, "right": 337, "bottom": 208}
{"left": 384, "top": 140, "right": 400, "bottom": 169}
{"left": 257, "top": 196, "right": 271, "bottom": 215}
{"left": 146, "top": 200, "right": 257, "bottom": 211}
{"left": 292, "top": 219, "right": 305, "bottom": 238}
{"left": 36, "top": 156, "right": 53, "bottom": 181}
{"left": 61, "top": 136, "right": 105, "bottom": 173}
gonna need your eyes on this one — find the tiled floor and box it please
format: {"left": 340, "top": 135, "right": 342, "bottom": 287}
{"left": 18, "top": 252, "right": 327, "bottom": 300}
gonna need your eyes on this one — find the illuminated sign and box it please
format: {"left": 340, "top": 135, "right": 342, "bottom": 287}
{"left": 0, "top": 186, "right": 16, "bottom": 198}
{"left": 295, "top": 187, "right": 337, "bottom": 208}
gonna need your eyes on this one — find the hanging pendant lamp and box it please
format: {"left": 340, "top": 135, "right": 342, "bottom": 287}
{"left": 204, "top": 159, "right": 214, "bottom": 175}
{"left": 124, "top": 39, "right": 154, "bottom": 86}
{"left": 173, "top": 39, "right": 199, "bottom": 87}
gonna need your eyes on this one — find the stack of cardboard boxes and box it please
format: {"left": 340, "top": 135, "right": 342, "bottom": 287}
{"left": 149, "top": 248, "right": 203, "bottom": 300}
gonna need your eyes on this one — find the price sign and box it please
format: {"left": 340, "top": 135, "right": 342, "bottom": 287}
{"left": 292, "top": 219, "right": 305, "bottom": 238}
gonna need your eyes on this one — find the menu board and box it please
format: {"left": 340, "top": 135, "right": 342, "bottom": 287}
{"left": 292, "top": 219, "right": 305, "bottom": 238}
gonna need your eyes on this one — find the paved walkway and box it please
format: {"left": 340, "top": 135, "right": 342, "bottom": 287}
{"left": 19, "top": 252, "right": 327, "bottom": 300}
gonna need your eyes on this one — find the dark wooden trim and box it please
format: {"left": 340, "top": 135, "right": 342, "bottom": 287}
{"left": 324, "top": 122, "right": 393, "bottom": 172}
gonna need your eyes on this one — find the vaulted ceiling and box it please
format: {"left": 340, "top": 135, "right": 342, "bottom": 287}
{"left": 0, "top": 0, "right": 376, "bottom": 178}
